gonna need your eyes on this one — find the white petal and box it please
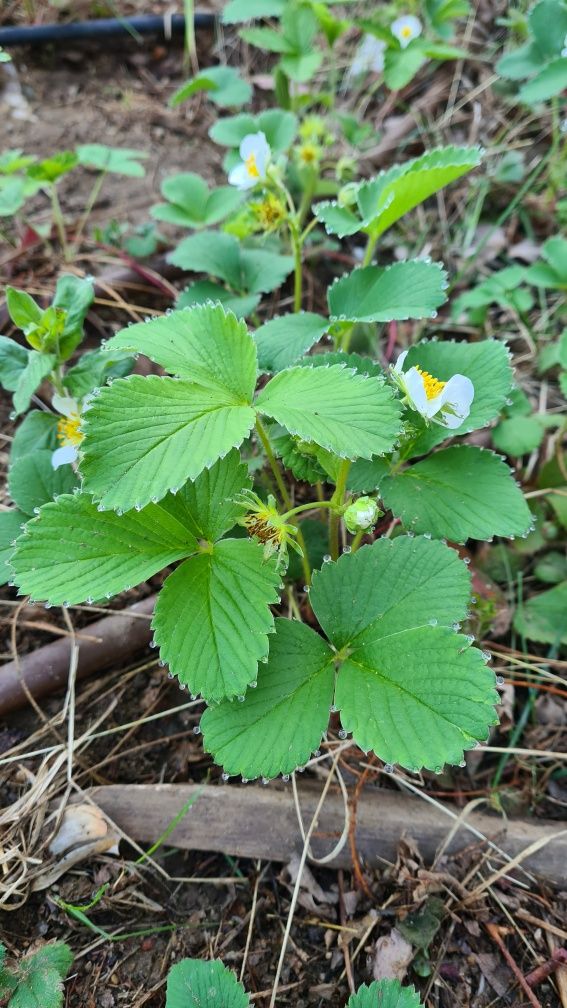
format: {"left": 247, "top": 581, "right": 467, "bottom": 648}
{"left": 52, "top": 445, "right": 78, "bottom": 469}
{"left": 391, "top": 14, "right": 422, "bottom": 48}
{"left": 239, "top": 131, "right": 270, "bottom": 167}
{"left": 52, "top": 393, "right": 79, "bottom": 416}
{"left": 393, "top": 349, "right": 409, "bottom": 374}
{"left": 228, "top": 164, "right": 256, "bottom": 189}
{"left": 436, "top": 374, "right": 475, "bottom": 428}
{"left": 403, "top": 367, "right": 430, "bottom": 415}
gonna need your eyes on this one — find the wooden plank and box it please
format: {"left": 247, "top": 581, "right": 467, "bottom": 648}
{"left": 89, "top": 782, "right": 567, "bottom": 885}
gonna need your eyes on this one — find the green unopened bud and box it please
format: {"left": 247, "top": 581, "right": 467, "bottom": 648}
{"left": 343, "top": 496, "right": 380, "bottom": 534}
{"left": 335, "top": 156, "right": 357, "bottom": 183}
{"left": 337, "top": 182, "right": 358, "bottom": 208}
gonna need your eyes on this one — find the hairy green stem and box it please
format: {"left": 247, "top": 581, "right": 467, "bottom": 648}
{"left": 290, "top": 221, "right": 303, "bottom": 312}
{"left": 282, "top": 500, "right": 334, "bottom": 520}
{"left": 350, "top": 529, "right": 365, "bottom": 553}
{"left": 329, "top": 459, "right": 351, "bottom": 561}
{"left": 71, "top": 169, "right": 107, "bottom": 255}
{"left": 50, "top": 185, "right": 69, "bottom": 261}
{"left": 255, "top": 417, "right": 292, "bottom": 510}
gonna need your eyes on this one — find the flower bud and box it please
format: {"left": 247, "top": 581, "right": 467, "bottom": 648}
{"left": 337, "top": 182, "right": 358, "bottom": 208}
{"left": 343, "top": 496, "right": 380, "bottom": 533}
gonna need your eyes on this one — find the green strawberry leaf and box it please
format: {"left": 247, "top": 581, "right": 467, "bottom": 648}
{"left": 255, "top": 312, "right": 329, "bottom": 372}
{"left": 8, "top": 450, "right": 78, "bottom": 516}
{"left": 10, "top": 492, "right": 198, "bottom": 605}
{"left": 202, "top": 618, "right": 334, "bottom": 777}
{"left": 152, "top": 538, "right": 281, "bottom": 702}
{"left": 328, "top": 260, "right": 448, "bottom": 322}
{"left": 166, "top": 959, "right": 249, "bottom": 1008}
{"left": 381, "top": 446, "right": 532, "bottom": 542}
{"left": 256, "top": 364, "right": 401, "bottom": 459}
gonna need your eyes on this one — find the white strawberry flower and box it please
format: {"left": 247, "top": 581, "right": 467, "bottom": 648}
{"left": 51, "top": 392, "right": 83, "bottom": 469}
{"left": 349, "top": 35, "right": 387, "bottom": 77}
{"left": 392, "top": 351, "right": 474, "bottom": 429}
{"left": 391, "top": 14, "right": 422, "bottom": 48}
{"left": 228, "top": 132, "right": 271, "bottom": 190}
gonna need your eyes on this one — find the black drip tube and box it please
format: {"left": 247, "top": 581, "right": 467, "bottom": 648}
{"left": 0, "top": 13, "right": 216, "bottom": 47}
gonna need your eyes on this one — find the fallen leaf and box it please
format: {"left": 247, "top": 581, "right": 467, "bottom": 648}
{"left": 373, "top": 927, "right": 413, "bottom": 982}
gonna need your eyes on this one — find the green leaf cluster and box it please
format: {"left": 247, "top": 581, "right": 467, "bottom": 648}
{"left": 203, "top": 535, "right": 498, "bottom": 776}
{"left": 497, "top": 0, "right": 567, "bottom": 102}
{"left": 0, "top": 941, "right": 73, "bottom": 1008}
{"left": 314, "top": 146, "right": 482, "bottom": 241}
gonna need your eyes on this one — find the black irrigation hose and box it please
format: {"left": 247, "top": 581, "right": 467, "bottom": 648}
{"left": 0, "top": 13, "right": 216, "bottom": 47}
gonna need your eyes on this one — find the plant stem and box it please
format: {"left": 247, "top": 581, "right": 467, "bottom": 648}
{"left": 255, "top": 417, "right": 292, "bottom": 510}
{"left": 290, "top": 221, "right": 303, "bottom": 312}
{"left": 362, "top": 231, "right": 377, "bottom": 267}
{"left": 50, "top": 185, "right": 69, "bottom": 261}
{"left": 282, "top": 500, "right": 334, "bottom": 520}
{"left": 329, "top": 459, "right": 351, "bottom": 561}
{"left": 350, "top": 529, "right": 365, "bottom": 553}
{"left": 255, "top": 417, "right": 312, "bottom": 585}
{"left": 183, "top": 0, "right": 199, "bottom": 73}
{"left": 71, "top": 169, "right": 106, "bottom": 255}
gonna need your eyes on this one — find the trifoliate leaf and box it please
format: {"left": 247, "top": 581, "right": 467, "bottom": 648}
{"left": 8, "top": 450, "right": 78, "bottom": 516}
{"left": 314, "top": 146, "right": 481, "bottom": 239}
{"left": 514, "top": 581, "right": 567, "bottom": 645}
{"left": 0, "top": 942, "right": 73, "bottom": 1008}
{"left": 328, "top": 260, "right": 447, "bottom": 322}
{"left": 256, "top": 364, "right": 401, "bottom": 459}
{"left": 76, "top": 144, "right": 148, "bottom": 177}
{"left": 255, "top": 312, "right": 329, "bottom": 372}
{"left": 151, "top": 173, "right": 242, "bottom": 229}
{"left": 170, "top": 66, "right": 252, "bottom": 108}
{"left": 166, "top": 958, "right": 249, "bottom": 1008}
{"left": 381, "top": 446, "right": 532, "bottom": 542}
{"left": 310, "top": 538, "right": 497, "bottom": 771}
{"left": 10, "top": 492, "right": 198, "bottom": 605}
{"left": 384, "top": 44, "right": 427, "bottom": 90}
{"left": 168, "top": 231, "right": 294, "bottom": 295}
{"left": 152, "top": 539, "right": 281, "bottom": 702}
{"left": 209, "top": 109, "right": 297, "bottom": 152}
{"left": 104, "top": 304, "right": 257, "bottom": 391}
{"left": 176, "top": 283, "right": 260, "bottom": 319}
{"left": 201, "top": 618, "right": 334, "bottom": 777}
{"left": 80, "top": 375, "right": 256, "bottom": 512}
{"left": 347, "top": 979, "right": 423, "bottom": 1008}
{"left": 310, "top": 536, "right": 471, "bottom": 649}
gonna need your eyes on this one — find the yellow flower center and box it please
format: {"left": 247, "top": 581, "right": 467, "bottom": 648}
{"left": 252, "top": 194, "right": 286, "bottom": 230}
{"left": 401, "top": 25, "right": 413, "bottom": 38}
{"left": 57, "top": 413, "right": 83, "bottom": 447}
{"left": 245, "top": 153, "right": 260, "bottom": 178}
{"left": 416, "top": 367, "right": 446, "bottom": 400}
{"left": 299, "top": 143, "right": 318, "bottom": 164}
{"left": 243, "top": 510, "right": 284, "bottom": 547}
